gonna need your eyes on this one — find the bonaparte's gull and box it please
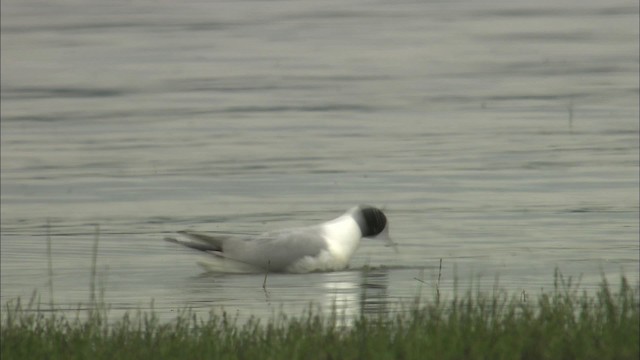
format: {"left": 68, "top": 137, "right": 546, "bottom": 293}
{"left": 165, "top": 205, "right": 393, "bottom": 273}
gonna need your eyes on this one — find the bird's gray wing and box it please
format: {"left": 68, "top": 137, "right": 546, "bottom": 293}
{"left": 222, "top": 227, "right": 328, "bottom": 271}
{"left": 164, "top": 230, "right": 230, "bottom": 254}
{"left": 177, "top": 230, "right": 230, "bottom": 250}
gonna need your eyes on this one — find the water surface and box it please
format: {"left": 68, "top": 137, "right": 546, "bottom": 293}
{"left": 1, "top": 0, "right": 638, "bottom": 322}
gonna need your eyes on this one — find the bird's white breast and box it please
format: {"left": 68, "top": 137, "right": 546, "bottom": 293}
{"left": 322, "top": 214, "right": 363, "bottom": 264}
{"left": 285, "top": 214, "right": 363, "bottom": 273}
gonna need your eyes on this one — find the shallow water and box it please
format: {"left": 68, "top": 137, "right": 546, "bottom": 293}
{"left": 1, "top": 0, "right": 638, "bottom": 322}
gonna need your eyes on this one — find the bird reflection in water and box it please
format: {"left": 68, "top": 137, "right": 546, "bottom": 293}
{"left": 359, "top": 267, "right": 390, "bottom": 318}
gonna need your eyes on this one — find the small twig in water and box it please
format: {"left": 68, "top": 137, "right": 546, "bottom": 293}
{"left": 436, "top": 258, "right": 442, "bottom": 304}
{"left": 90, "top": 224, "right": 100, "bottom": 306}
{"left": 413, "top": 267, "right": 426, "bottom": 304}
{"left": 262, "top": 260, "right": 270, "bottom": 290}
{"left": 46, "top": 219, "right": 54, "bottom": 311}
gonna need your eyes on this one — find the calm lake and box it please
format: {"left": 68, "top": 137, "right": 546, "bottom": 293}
{"left": 1, "top": 0, "right": 638, "bottom": 323}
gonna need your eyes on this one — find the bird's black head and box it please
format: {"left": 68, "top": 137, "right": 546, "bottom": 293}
{"left": 356, "top": 205, "right": 387, "bottom": 237}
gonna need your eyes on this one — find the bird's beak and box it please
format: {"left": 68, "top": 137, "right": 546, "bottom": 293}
{"left": 364, "top": 224, "right": 398, "bottom": 253}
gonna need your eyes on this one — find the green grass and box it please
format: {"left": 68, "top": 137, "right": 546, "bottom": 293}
{"left": 2, "top": 274, "right": 638, "bottom": 360}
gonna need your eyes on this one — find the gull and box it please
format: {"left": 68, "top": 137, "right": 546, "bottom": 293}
{"left": 164, "top": 205, "right": 394, "bottom": 273}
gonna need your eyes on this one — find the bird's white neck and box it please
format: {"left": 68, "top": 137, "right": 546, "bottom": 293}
{"left": 321, "top": 214, "right": 363, "bottom": 266}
